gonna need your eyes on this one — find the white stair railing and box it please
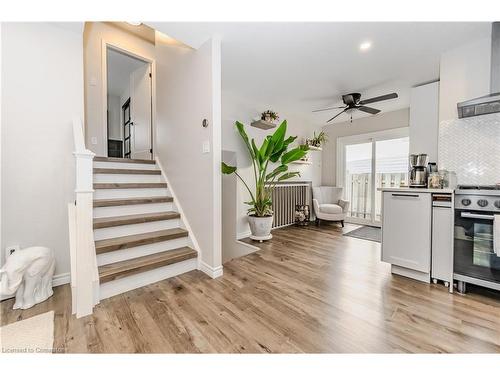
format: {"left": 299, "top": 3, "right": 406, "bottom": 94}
{"left": 69, "top": 117, "right": 99, "bottom": 318}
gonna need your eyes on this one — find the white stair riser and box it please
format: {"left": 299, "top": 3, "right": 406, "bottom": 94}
{"left": 93, "top": 174, "right": 163, "bottom": 184}
{"left": 94, "top": 188, "right": 169, "bottom": 199}
{"left": 97, "top": 237, "right": 190, "bottom": 266}
{"left": 99, "top": 258, "right": 197, "bottom": 300}
{"left": 93, "top": 161, "right": 158, "bottom": 170}
{"left": 93, "top": 202, "right": 174, "bottom": 218}
{"left": 94, "top": 218, "right": 180, "bottom": 240}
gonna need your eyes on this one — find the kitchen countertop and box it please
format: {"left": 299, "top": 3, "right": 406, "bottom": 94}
{"left": 378, "top": 187, "right": 455, "bottom": 194}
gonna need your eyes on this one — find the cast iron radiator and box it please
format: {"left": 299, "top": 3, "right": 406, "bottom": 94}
{"left": 270, "top": 182, "right": 311, "bottom": 228}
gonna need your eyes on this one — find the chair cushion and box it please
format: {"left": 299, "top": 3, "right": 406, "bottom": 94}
{"left": 319, "top": 203, "right": 343, "bottom": 214}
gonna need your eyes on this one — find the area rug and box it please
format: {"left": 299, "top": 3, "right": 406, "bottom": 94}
{"left": 0, "top": 311, "right": 54, "bottom": 354}
{"left": 344, "top": 225, "right": 381, "bottom": 243}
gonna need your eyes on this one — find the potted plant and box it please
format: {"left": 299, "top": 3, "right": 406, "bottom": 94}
{"left": 306, "top": 131, "right": 328, "bottom": 148}
{"left": 261, "top": 110, "right": 279, "bottom": 123}
{"left": 222, "top": 120, "right": 308, "bottom": 241}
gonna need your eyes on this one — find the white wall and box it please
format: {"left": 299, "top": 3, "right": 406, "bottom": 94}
{"left": 84, "top": 22, "right": 155, "bottom": 156}
{"left": 222, "top": 90, "right": 323, "bottom": 238}
{"left": 321, "top": 108, "right": 410, "bottom": 186}
{"left": 438, "top": 34, "right": 500, "bottom": 185}
{"left": 107, "top": 95, "right": 122, "bottom": 140}
{"left": 155, "top": 38, "right": 222, "bottom": 274}
{"left": 221, "top": 150, "right": 257, "bottom": 262}
{"left": 1, "top": 23, "right": 84, "bottom": 282}
{"left": 409, "top": 81, "right": 439, "bottom": 163}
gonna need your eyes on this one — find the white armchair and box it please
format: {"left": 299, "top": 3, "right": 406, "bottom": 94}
{"left": 312, "top": 186, "right": 350, "bottom": 227}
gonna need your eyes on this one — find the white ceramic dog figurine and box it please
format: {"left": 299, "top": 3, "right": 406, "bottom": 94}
{"left": 0, "top": 246, "right": 55, "bottom": 309}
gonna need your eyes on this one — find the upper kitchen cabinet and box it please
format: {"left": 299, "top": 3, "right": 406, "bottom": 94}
{"left": 409, "top": 81, "right": 440, "bottom": 163}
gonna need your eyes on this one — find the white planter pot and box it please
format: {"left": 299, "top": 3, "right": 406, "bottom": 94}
{"left": 248, "top": 215, "right": 273, "bottom": 242}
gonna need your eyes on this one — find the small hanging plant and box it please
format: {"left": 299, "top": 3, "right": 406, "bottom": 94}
{"left": 306, "top": 131, "right": 328, "bottom": 148}
{"left": 261, "top": 110, "right": 279, "bottom": 123}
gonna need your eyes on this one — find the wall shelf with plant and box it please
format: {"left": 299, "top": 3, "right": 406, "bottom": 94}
{"left": 251, "top": 110, "right": 280, "bottom": 130}
{"left": 307, "top": 146, "right": 322, "bottom": 151}
{"left": 304, "top": 131, "right": 328, "bottom": 149}
{"left": 291, "top": 160, "right": 313, "bottom": 165}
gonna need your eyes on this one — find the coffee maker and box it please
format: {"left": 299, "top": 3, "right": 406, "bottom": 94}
{"left": 409, "top": 154, "right": 428, "bottom": 188}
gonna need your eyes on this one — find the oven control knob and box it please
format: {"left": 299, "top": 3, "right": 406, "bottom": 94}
{"left": 495, "top": 200, "right": 500, "bottom": 209}
{"left": 477, "top": 199, "right": 488, "bottom": 207}
{"left": 461, "top": 198, "right": 471, "bottom": 206}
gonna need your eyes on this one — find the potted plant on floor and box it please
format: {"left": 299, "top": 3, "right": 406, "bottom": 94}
{"left": 222, "top": 120, "right": 308, "bottom": 241}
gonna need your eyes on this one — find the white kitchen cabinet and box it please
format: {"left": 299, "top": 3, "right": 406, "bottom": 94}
{"left": 431, "top": 204, "right": 454, "bottom": 286}
{"left": 409, "top": 81, "right": 439, "bottom": 163}
{"left": 381, "top": 191, "right": 432, "bottom": 275}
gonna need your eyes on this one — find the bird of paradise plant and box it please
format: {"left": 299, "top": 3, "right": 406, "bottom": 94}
{"left": 222, "top": 120, "right": 309, "bottom": 217}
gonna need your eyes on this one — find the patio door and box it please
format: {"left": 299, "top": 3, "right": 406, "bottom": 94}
{"left": 337, "top": 128, "right": 409, "bottom": 226}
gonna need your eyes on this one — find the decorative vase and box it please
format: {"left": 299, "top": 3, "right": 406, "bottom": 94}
{"left": 248, "top": 215, "right": 273, "bottom": 242}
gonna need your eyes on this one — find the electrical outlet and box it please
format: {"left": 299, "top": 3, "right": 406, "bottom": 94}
{"left": 5, "top": 245, "right": 20, "bottom": 260}
{"left": 91, "top": 137, "right": 98, "bottom": 145}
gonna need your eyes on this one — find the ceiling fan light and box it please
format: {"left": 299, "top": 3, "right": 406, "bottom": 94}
{"left": 359, "top": 41, "right": 372, "bottom": 51}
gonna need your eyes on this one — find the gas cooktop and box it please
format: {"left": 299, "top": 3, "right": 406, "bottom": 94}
{"left": 455, "top": 185, "right": 500, "bottom": 211}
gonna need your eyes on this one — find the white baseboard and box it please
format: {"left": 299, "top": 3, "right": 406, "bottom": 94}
{"left": 155, "top": 157, "right": 202, "bottom": 257}
{"left": 198, "top": 260, "right": 223, "bottom": 279}
{"left": 236, "top": 239, "right": 260, "bottom": 251}
{"left": 237, "top": 230, "right": 251, "bottom": 240}
{"left": 52, "top": 272, "right": 71, "bottom": 287}
{"left": 0, "top": 272, "right": 70, "bottom": 301}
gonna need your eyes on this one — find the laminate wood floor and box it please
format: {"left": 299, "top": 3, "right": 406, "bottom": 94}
{"left": 2, "top": 223, "right": 499, "bottom": 353}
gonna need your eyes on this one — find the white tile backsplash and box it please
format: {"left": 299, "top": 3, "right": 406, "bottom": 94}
{"left": 438, "top": 113, "right": 500, "bottom": 185}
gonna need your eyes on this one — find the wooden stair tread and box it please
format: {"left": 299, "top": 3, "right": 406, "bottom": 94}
{"left": 93, "top": 168, "right": 161, "bottom": 175}
{"left": 93, "top": 211, "right": 180, "bottom": 229}
{"left": 93, "top": 196, "right": 173, "bottom": 207}
{"left": 95, "top": 228, "right": 188, "bottom": 254}
{"left": 94, "top": 183, "right": 167, "bottom": 189}
{"left": 94, "top": 156, "right": 155, "bottom": 164}
{"left": 98, "top": 247, "right": 197, "bottom": 283}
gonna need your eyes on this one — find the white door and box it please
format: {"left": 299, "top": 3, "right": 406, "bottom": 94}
{"left": 131, "top": 64, "right": 152, "bottom": 160}
{"left": 338, "top": 128, "right": 409, "bottom": 226}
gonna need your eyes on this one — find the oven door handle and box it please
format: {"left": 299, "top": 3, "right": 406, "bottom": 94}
{"left": 460, "top": 212, "right": 495, "bottom": 220}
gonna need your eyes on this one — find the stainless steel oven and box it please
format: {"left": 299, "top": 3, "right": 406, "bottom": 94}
{"left": 454, "top": 186, "right": 500, "bottom": 293}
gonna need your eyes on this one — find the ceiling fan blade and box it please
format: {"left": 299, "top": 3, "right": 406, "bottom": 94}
{"left": 312, "top": 106, "right": 346, "bottom": 113}
{"left": 357, "top": 106, "right": 381, "bottom": 115}
{"left": 326, "top": 109, "right": 348, "bottom": 123}
{"left": 359, "top": 93, "right": 398, "bottom": 105}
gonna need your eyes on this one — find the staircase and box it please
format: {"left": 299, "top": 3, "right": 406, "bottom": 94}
{"left": 92, "top": 156, "right": 197, "bottom": 299}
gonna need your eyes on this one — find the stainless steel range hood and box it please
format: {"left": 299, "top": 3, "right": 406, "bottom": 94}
{"left": 457, "top": 22, "right": 500, "bottom": 118}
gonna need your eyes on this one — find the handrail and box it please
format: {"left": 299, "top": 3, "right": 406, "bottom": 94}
{"left": 72, "top": 117, "right": 85, "bottom": 153}
{"left": 70, "top": 117, "right": 99, "bottom": 318}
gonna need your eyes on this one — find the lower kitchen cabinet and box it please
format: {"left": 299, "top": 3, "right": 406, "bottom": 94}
{"left": 431, "top": 204, "right": 454, "bottom": 286}
{"left": 381, "top": 191, "right": 432, "bottom": 277}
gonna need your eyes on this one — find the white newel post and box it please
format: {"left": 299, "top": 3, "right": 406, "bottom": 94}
{"left": 71, "top": 117, "right": 98, "bottom": 318}
{"left": 74, "top": 152, "right": 95, "bottom": 317}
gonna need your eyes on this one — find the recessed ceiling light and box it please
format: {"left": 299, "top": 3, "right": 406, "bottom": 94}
{"left": 359, "top": 41, "right": 372, "bottom": 51}
{"left": 126, "top": 21, "right": 142, "bottom": 26}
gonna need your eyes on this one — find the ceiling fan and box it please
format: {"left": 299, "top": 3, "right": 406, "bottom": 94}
{"left": 313, "top": 92, "right": 398, "bottom": 123}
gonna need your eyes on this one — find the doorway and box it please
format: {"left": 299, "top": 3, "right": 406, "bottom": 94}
{"left": 105, "top": 46, "right": 153, "bottom": 159}
{"left": 337, "top": 128, "right": 409, "bottom": 226}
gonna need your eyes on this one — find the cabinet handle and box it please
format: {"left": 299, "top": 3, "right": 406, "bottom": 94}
{"left": 460, "top": 212, "right": 494, "bottom": 220}
{"left": 391, "top": 193, "right": 419, "bottom": 198}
